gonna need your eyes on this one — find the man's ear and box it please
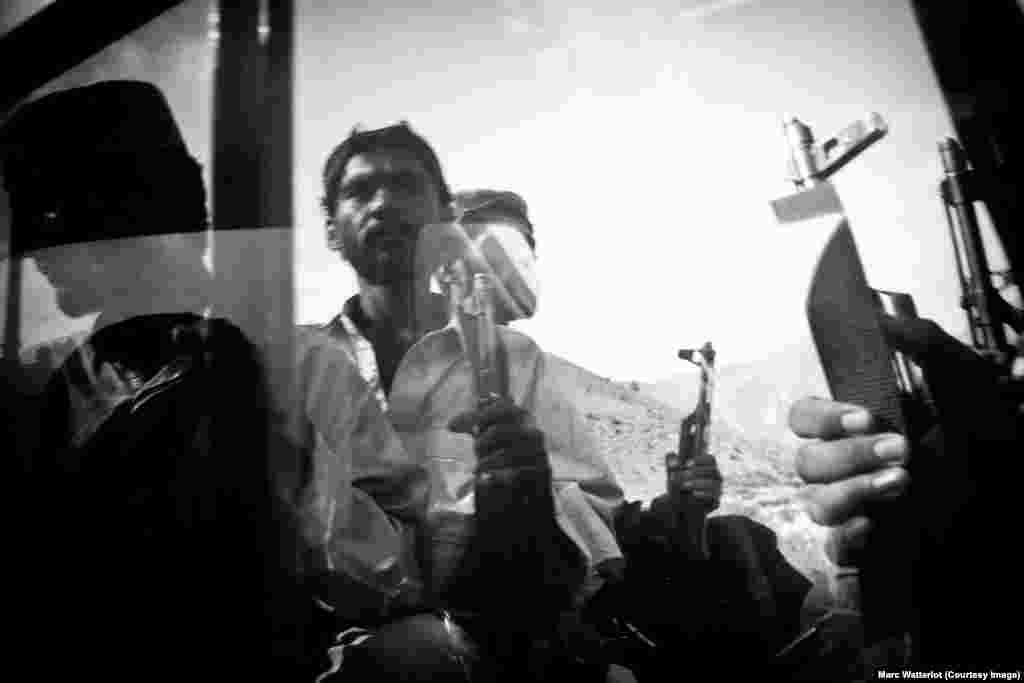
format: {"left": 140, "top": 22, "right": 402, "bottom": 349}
{"left": 326, "top": 218, "right": 342, "bottom": 251}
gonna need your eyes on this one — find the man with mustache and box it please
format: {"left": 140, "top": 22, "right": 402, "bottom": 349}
{"left": 299, "top": 122, "right": 801, "bottom": 681}
{"left": 300, "top": 123, "right": 629, "bottom": 680}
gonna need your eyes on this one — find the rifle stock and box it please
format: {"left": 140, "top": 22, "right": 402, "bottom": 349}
{"left": 774, "top": 115, "right": 931, "bottom": 658}
{"left": 776, "top": 113, "right": 1023, "bottom": 662}
{"left": 805, "top": 218, "right": 928, "bottom": 653}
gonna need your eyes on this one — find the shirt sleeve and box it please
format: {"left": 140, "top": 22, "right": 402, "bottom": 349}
{"left": 505, "top": 332, "right": 626, "bottom": 602}
{"left": 285, "top": 328, "right": 430, "bottom": 617}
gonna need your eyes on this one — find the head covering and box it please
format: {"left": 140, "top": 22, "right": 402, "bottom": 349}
{"left": 0, "top": 80, "right": 204, "bottom": 255}
{"left": 452, "top": 189, "right": 534, "bottom": 250}
{"left": 441, "top": 188, "right": 539, "bottom": 321}
{"left": 320, "top": 121, "right": 452, "bottom": 220}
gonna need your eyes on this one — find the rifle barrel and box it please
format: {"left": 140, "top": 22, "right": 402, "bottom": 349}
{"left": 939, "top": 138, "right": 1011, "bottom": 359}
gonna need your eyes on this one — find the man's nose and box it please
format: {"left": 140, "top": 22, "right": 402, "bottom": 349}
{"left": 369, "top": 184, "right": 398, "bottom": 210}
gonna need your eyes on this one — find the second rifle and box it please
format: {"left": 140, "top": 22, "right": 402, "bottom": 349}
{"left": 661, "top": 341, "right": 717, "bottom": 560}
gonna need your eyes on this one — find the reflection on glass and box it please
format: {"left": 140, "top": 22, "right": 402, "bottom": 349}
{"left": 1, "top": 0, "right": 216, "bottom": 360}
{"left": 0, "top": 10, "right": 302, "bottom": 676}
{"left": 0, "top": 1, "right": 1001, "bottom": 677}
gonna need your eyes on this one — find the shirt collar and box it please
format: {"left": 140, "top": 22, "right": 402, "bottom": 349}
{"left": 332, "top": 292, "right": 452, "bottom": 338}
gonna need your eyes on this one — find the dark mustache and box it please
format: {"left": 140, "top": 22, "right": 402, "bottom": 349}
{"left": 363, "top": 210, "right": 419, "bottom": 243}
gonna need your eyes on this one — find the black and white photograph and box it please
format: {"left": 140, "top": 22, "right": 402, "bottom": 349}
{"left": 2, "top": 1, "right": 1022, "bottom": 680}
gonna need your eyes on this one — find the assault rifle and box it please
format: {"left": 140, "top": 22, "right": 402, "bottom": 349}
{"left": 772, "top": 112, "right": 1024, "bottom": 665}
{"left": 938, "top": 138, "right": 1024, "bottom": 370}
{"left": 668, "top": 342, "right": 717, "bottom": 559}
{"left": 772, "top": 112, "right": 926, "bottom": 662}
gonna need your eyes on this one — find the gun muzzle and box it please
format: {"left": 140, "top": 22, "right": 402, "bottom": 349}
{"left": 678, "top": 341, "right": 716, "bottom": 367}
{"left": 938, "top": 137, "right": 1011, "bottom": 361}
{"left": 784, "top": 116, "right": 819, "bottom": 188}
{"left": 783, "top": 113, "right": 888, "bottom": 191}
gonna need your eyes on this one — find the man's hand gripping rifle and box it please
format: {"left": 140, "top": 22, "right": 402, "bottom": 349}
{"left": 648, "top": 342, "right": 719, "bottom": 561}
{"left": 772, "top": 112, "right": 932, "bottom": 656}
{"left": 438, "top": 220, "right": 584, "bottom": 673}
{"left": 773, "top": 112, "right": 1024, "bottom": 665}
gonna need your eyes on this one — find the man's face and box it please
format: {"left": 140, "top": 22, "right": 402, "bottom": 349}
{"left": 330, "top": 147, "right": 447, "bottom": 286}
{"left": 16, "top": 185, "right": 129, "bottom": 318}
{"left": 33, "top": 243, "right": 107, "bottom": 318}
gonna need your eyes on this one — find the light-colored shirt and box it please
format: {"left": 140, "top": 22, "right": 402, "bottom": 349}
{"left": 290, "top": 310, "right": 625, "bottom": 617}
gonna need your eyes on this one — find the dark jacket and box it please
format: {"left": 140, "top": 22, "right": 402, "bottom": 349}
{"left": 14, "top": 313, "right": 314, "bottom": 679}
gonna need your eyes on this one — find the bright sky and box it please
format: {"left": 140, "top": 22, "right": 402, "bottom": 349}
{"left": 3, "top": 0, "right": 1001, "bottom": 382}
{"left": 291, "top": 0, "right": 972, "bottom": 381}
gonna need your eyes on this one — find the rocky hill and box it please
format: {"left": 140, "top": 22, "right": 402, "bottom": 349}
{"left": 544, "top": 350, "right": 835, "bottom": 594}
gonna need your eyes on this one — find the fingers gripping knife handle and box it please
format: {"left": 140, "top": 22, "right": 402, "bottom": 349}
{"left": 777, "top": 111, "right": 929, "bottom": 658}
{"left": 807, "top": 221, "right": 935, "bottom": 655}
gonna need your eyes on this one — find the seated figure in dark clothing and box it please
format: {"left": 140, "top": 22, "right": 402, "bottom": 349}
{"left": 1, "top": 80, "right": 309, "bottom": 680}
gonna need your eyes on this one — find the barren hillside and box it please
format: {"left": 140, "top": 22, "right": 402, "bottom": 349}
{"left": 545, "top": 351, "right": 835, "bottom": 593}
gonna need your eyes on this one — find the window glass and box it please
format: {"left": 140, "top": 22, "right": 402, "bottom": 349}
{"left": 1, "top": 0, "right": 217, "bottom": 358}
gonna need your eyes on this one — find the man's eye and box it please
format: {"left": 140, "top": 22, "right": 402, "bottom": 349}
{"left": 340, "top": 180, "right": 372, "bottom": 200}
{"left": 340, "top": 173, "right": 425, "bottom": 201}
{"left": 393, "top": 172, "right": 424, "bottom": 194}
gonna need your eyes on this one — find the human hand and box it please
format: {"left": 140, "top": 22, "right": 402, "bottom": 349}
{"left": 790, "top": 314, "right": 1019, "bottom": 566}
{"left": 448, "top": 398, "right": 552, "bottom": 520}
{"left": 446, "top": 399, "right": 579, "bottom": 615}
{"left": 789, "top": 395, "right": 909, "bottom": 566}
{"left": 665, "top": 451, "right": 723, "bottom": 512}
{"left": 448, "top": 397, "right": 548, "bottom": 475}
